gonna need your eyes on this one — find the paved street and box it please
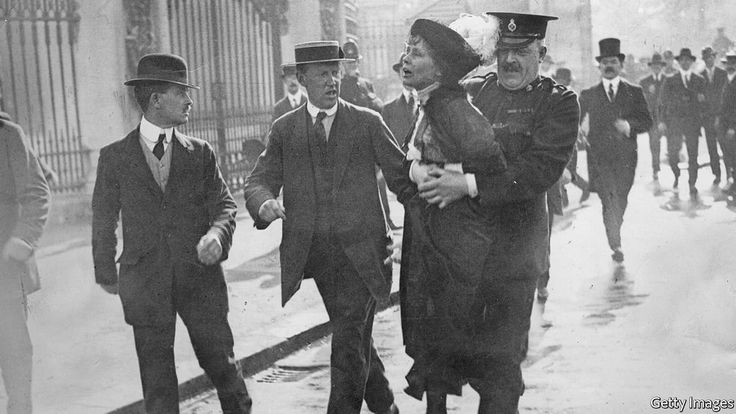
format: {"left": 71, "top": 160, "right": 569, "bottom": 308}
{"left": 184, "top": 137, "right": 736, "bottom": 414}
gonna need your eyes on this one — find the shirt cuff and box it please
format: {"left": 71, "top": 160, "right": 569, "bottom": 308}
{"left": 409, "top": 160, "right": 421, "bottom": 183}
{"left": 465, "top": 173, "right": 478, "bottom": 198}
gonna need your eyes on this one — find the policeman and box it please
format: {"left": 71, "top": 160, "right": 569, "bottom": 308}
{"left": 339, "top": 40, "right": 384, "bottom": 112}
{"left": 419, "top": 12, "right": 579, "bottom": 414}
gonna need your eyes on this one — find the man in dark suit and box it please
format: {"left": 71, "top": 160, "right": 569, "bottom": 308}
{"left": 272, "top": 63, "right": 307, "bottom": 122}
{"left": 244, "top": 41, "right": 412, "bottom": 414}
{"left": 429, "top": 13, "right": 579, "bottom": 413}
{"left": 700, "top": 46, "right": 729, "bottom": 185}
{"left": 661, "top": 48, "right": 707, "bottom": 196}
{"left": 92, "top": 54, "right": 251, "bottom": 414}
{"left": 719, "top": 51, "right": 736, "bottom": 199}
{"left": 580, "top": 38, "right": 652, "bottom": 262}
{"left": 1, "top": 117, "right": 50, "bottom": 414}
{"left": 381, "top": 55, "right": 416, "bottom": 146}
{"left": 640, "top": 52, "right": 667, "bottom": 181}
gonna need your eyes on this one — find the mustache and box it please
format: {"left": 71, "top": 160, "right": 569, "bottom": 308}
{"left": 501, "top": 62, "right": 522, "bottom": 72}
{"left": 604, "top": 67, "right": 616, "bottom": 73}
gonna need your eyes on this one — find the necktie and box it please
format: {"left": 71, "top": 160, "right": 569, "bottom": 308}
{"left": 407, "top": 95, "right": 415, "bottom": 110}
{"left": 314, "top": 111, "right": 327, "bottom": 145}
{"left": 608, "top": 83, "right": 615, "bottom": 102}
{"left": 684, "top": 74, "right": 689, "bottom": 89}
{"left": 153, "top": 133, "right": 166, "bottom": 160}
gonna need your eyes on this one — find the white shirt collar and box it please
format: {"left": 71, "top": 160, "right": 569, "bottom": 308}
{"left": 602, "top": 76, "right": 621, "bottom": 91}
{"left": 306, "top": 100, "right": 337, "bottom": 120}
{"left": 729, "top": 72, "right": 736, "bottom": 82}
{"left": 680, "top": 69, "right": 692, "bottom": 80}
{"left": 402, "top": 88, "right": 416, "bottom": 103}
{"left": 140, "top": 116, "right": 173, "bottom": 144}
{"left": 287, "top": 90, "right": 303, "bottom": 105}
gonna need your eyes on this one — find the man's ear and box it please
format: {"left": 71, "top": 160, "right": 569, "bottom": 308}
{"left": 149, "top": 92, "right": 160, "bottom": 109}
{"left": 539, "top": 46, "right": 548, "bottom": 63}
{"left": 297, "top": 72, "right": 307, "bottom": 88}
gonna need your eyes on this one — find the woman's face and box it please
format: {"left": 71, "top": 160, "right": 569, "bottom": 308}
{"left": 401, "top": 36, "right": 441, "bottom": 90}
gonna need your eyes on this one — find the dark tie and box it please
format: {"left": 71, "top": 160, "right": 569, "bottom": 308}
{"left": 608, "top": 83, "right": 615, "bottom": 102}
{"left": 314, "top": 111, "right": 327, "bottom": 145}
{"left": 153, "top": 133, "right": 166, "bottom": 160}
{"left": 407, "top": 95, "right": 415, "bottom": 110}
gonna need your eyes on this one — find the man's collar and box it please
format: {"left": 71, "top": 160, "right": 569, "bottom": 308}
{"left": 402, "top": 88, "right": 416, "bottom": 103}
{"left": 602, "top": 76, "right": 621, "bottom": 88}
{"left": 416, "top": 82, "right": 441, "bottom": 106}
{"left": 680, "top": 68, "right": 692, "bottom": 77}
{"left": 287, "top": 90, "right": 303, "bottom": 102}
{"left": 306, "top": 100, "right": 338, "bottom": 118}
{"left": 140, "top": 116, "right": 173, "bottom": 143}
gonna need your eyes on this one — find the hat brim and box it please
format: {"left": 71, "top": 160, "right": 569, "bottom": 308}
{"left": 675, "top": 55, "right": 696, "bottom": 61}
{"left": 595, "top": 54, "right": 626, "bottom": 62}
{"left": 295, "top": 58, "right": 354, "bottom": 65}
{"left": 124, "top": 77, "right": 200, "bottom": 89}
{"left": 648, "top": 61, "right": 665, "bottom": 66}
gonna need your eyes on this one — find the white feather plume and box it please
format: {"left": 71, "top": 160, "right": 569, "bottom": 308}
{"left": 449, "top": 13, "right": 500, "bottom": 65}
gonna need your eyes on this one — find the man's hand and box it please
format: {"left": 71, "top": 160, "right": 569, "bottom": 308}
{"left": 258, "top": 199, "right": 286, "bottom": 223}
{"left": 1, "top": 237, "right": 33, "bottom": 262}
{"left": 614, "top": 119, "right": 631, "bottom": 136}
{"left": 197, "top": 233, "right": 223, "bottom": 265}
{"left": 99, "top": 283, "right": 119, "bottom": 295}
{"left": 418, "top": 166, "right": 468, "bottom": 209}
{"left": 658, "top": 122, "right": 667, "bottom": 133}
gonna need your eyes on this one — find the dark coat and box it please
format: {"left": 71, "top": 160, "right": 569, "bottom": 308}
{"left": 639, "top": 73, "right": 666, "bottom": 124}
{"left": 0, "top": 119, "right": 49, "bottom": 295}
{"left": 466, "top": 75, "right": 580, "bottom": 281}
{"left": 243, "top": 99, "right": 414, "bottom": 306}
{"left": 92, "top": 128, "right": 237, "bottom": 325}
{"left": 340, "top": 74, "right": 384, "bottom": 112}
{"left": 700, "top": 66, "right": 728, "bottom": 119}
{"left": 272, "top": 94, "right": 308, "bottom": 123}
{"left": 720, "top": 77, "right": 736, "bottom": 130}
{"left": 661, "top": 71, "right": 706, "bottom": 134}
{"left": 580, "top": 80, "right": 652, "bottom": 186}
{"left": 381, "top": 93, "right": 415, "bottom": 145}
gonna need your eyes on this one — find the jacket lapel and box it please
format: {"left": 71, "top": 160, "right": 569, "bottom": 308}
{"left": 124, "top": 127, "right": 163, "bottom": 196}
{"left": 331, "top": 100, "right": 355, "bottom": 189}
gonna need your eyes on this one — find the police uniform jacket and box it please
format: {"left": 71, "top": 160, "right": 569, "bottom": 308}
{"left": 92, "top": 128, "right": 237, "bottom": 325}
{"left": 340, "top": 74, "right": 384, "bottom": 112}
{"left": 0, "top": 119, "right": 49, "bottom": 295}
{"left": 243, "top": 99, "right": 414, "bottom": 305}
{"left": 465, "top": 74, "right": 580, "bottom": 281}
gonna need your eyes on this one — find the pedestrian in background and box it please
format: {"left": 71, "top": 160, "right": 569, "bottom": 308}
{"left": 660, "top": 48, "right": 706, "bottom": 197}
{"left": 424, "top": 12, "right": 579, "bottom": 413}
{"left": 272, "top": 63, "right": 307, "bottom": 122}
{"left": 397, "top": 18, "right": 508, "bottom": 413}
{"left": 340, "top": 40, "right": 384, "bottom": 112}
{"left": 640, "top": 52, "right": 667, "bottom": 182}
{"left": 700, "top": 46, "right": 728, "bottom": 186}
{"left": 381, "top": 54, "right": 417, "bottom": 148}
{"left": 580, "top": 38, "right": 652, "bottom": 263}
{"left": 719, "top": 50, "right": 736, "bottom": 202}
{"left": 92, "top": 54, "right": 251, "bottom": 414}
{"left": 1, "top": 116, "right": 50, "bottom": 414}
{"left": 244, "top": 41, "right": 412, "bottom": 414}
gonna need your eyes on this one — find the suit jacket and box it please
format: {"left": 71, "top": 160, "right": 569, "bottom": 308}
{"left": 92, "top": 128, "right": 237, "bottom": 325}
{"left": 639, "top": 73, "right": 666, "bottom": 124}
{"left": 0, "top": 120, "right": 49, "bottom": 295}
{"left": 381, "top": 93, "right": 415, "bottom": 144}
{"left": 700, "top": 66, "right": 728, "bottom": 118}
{"left": 243, "top": 99, "right": 414, "bottom": 305}
{"left": 272, "top": 94, "right": 308, "bottom": 123}
{"left": 465, "top": 74, "right": 580, "bottom": 280}
{"left": 720, "top": 77, "right": 736, "bottom": 130}
{"left": 661, "top": 71, "right": 706, "bottom": 132}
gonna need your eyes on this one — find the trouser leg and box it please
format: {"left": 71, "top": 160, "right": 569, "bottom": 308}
{"left": 599, "top": 185, "right": 622, "bottom": 249}
{"left": 649, "top": 127, "right": 662, "bottom": 174}
{"left": 718, "top": 127, "right": 735, "bottom": 181}
{"left": 703, "top": 122, "right": 721, "bottom": 180}
{"left": 0, "top": 278, "right": 32, "bottom": 414}
{"left": 685, "top": 131, "right": 700, "bottom": 188}
{"left": 312, "top": 248, "right": 394, "bottom": 414}
{"left": 133, "top": 324, "right": 180, "bottom": 414}
{"left": 667, "top": 131, "right": 683, "bottom": 180}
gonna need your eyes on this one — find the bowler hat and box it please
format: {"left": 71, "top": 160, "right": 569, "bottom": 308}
{"left": 343, "top": 41, "right": 362, "bottom": 60}
{"left": 648, "top": 52, "right": 665, "bottom": 66}
{"left": 722, "top": 50, "right": 736, "bottom": 63}
{"left": 553, "top": 67, "right": 571, "bottom": 83}
{"left": 409, "top": 19, "right": 481, "bottom": 86}
{"left": 124, "top": 53, "right": 199, "bottom": 89}
{"left": 281, "top": 63, "right": 297, "bottom": 77}
{"left": 675, "top": 48, "right": 696, "bottom": 61}
{"left": 486, "top": 12, "right": 558, "bottom": 49}
{"left": 595, "top": 38, "right": 625, "bottom": 62}
{"left": 702, "top": 46, "right": 716, "bottom": 58}
{"left": 294, "top": 41, "right": 351, "bottom": 65}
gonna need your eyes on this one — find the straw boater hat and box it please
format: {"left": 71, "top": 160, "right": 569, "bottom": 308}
{"left": 124, "top": 53, "right": 199, "bottom": 89}
{"left": 294, "top": 41, "right": 352, "bottom": 65}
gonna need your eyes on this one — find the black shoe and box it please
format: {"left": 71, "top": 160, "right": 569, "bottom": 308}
{"left": 611, "top": 249, "right": 624, "bottom": 263}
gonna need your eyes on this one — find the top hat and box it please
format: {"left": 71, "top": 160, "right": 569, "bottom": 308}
{"left": 648, "top": 52, "right": 665, "bottom": 66}
{"left": 342, "top": 41, "right": 362, "bottom": 60}
{"left": 595, "top": 38, "right": 625, "bottom": 62}
{"left": 124, "top": 53, "right": 199, "bottom": 89}
{"left": 409, "top": 19, "right": 481, "bottom": 86}
{"left": 675, "top": 48, "right": 696, "bottom": 61}
{"left": 485, "top": 12, "right": 558, "bottom": 49}
{"left": 281, "top": 63, "right": 297, "bottom": 77}
{"left": 702, "top": 46, "right": 716, "bottom": 58}
{"left": 294, "top": 41, "right": 351, "bottom": 65}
